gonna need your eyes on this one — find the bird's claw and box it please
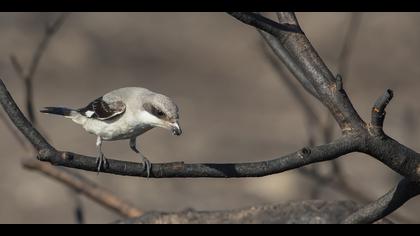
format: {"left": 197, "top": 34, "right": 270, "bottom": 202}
{"left": 95, "top": 154, "right": 108, "bottom": 175}
{"left": 140, "top": 156, "right": 151, "bottom": 178}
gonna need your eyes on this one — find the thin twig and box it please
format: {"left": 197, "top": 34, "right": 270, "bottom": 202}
{"left": 338, "top": 13, "right": 363, "bottom": 77}
{"left": 10, "top": 13, "right": 69, "bottom": 126}
{"left": 22, "top": 159, "right": 143, "bottom": 218}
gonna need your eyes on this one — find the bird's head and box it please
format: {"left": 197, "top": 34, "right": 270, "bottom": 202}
{"left": 140, "top": 93, "right": 182, "bottom": 136}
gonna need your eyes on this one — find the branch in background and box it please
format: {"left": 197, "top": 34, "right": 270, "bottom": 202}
{"left": 258, "top": 27, "right": 320, "bottom": 100}
{"left": 10, "top": 13, "right": 69, "bottom": 126}
{"left": 342, "top": 179, "right": 420, "bottom": 224}
{"left": 260, "top": 39, "right": 320, "bottom": 146}
{"left": 338, "top": 13, "right": 362, "bottom": 78}
{"left": 71, "top": 191, "right": 85, "bottom": 224}
{"left": 22, "top": 159, "right": 143, "bottom": 218}
{"left": 117, "top": 200, "right": 385, "bottom": 224}
{"left": 298, "top": 167, "right": 370, "bottom": 202}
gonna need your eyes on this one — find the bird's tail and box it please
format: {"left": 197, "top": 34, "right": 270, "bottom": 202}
{"left": 40, "top": 107, "right": 78, "bottom": 117}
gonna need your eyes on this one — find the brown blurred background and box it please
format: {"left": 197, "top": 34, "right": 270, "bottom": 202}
{"left": 0, "top": 12, "right": 419, "bottom": 223}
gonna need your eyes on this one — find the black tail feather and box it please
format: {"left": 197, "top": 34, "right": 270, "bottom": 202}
{"left": 40, "top": 107, "right": 73, "bottom": 116}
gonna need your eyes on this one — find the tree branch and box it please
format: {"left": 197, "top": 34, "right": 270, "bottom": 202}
{"left": 0, "top": 80, "right": 53, "bottom": 151}
{"left": 371, "top": 89, "right": 393, "bottom": 131}
{"left": 0, "top": 110, "right": 29, "bottom": 150}
{"left": 337, "top": 13, "right": 362, "bottom": 77}
{"left": 117, "top": 200, "right": 369, "bottom": 224}
{"left": 22, "top": 158, "right": 143, "bottom": 218}
{"left": 0, "top": 75, "right": 359, "bottom": 177}
{"left": 258, "top": 28, "right": 320, "bottom": 100}
{"left": 10, "top": 13, "right": 69, "bottom": 125}
{"left": 228, "top": 12, "right": 365, "bottom": 132}
{"left": 342, "top": 178, "right": 420, "bottom": 224}
{"left": 260, "top": 38, "right": 320, "bottom": 145}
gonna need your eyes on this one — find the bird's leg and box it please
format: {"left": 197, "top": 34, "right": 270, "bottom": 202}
{"left": 96, "top": 136, "right": 108, "bottom": 174}
{"left": 129, "top": 137, "right": 151, "bottom": 177}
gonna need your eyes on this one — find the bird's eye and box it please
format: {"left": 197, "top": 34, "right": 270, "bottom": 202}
{"left": 154, "top": 108, "right": 165, "bottom": 117}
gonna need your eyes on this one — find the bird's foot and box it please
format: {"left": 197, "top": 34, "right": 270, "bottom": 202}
{"left": 139, "top": 155, "right": 151, "bottom": 178}
{"left": 95, "top": 154, "right": 109, "bottom": 174}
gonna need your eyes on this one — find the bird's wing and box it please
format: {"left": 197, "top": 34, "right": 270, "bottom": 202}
{"left": 77, "top": 94, "right": 126, "bottom": 120}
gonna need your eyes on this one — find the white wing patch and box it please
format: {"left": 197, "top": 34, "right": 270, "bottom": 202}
{"left": 85, "top": 110, "right": 95, "bottom": 118}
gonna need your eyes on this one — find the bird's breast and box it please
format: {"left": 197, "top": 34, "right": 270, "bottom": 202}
{"left": 82, "top": 115, "right": 152, "bottom": 141}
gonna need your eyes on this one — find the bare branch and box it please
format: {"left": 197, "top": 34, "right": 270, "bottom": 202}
{"left": 338, "top": 13, "right": 362, "bottom": 77}
{"left": 10, "top": 55, "right": 25, "bottom": 80}
{"left": 117, "top": 200, "right": 372, "bottom": 224}
{"left": 0, "top": 110, "right": 29, "bottom": 150}
{"left": 10, "top": 13, "right": 69, "bottom": 125}
{"left": 342, "top": 178, "right": 420, "bottom": 224}
{"left": 228, "top": 12, "right": 365, "bottom": 132}
{"left": 27, "top": 13, "right": 69, "bottom": 82}
{"left": 0, "top": 80, "right": 53, "bottom": 151}
{"left": 22, "top": 158, "right": 143, "bottom": 218}
{"left": 261, "top": 39, "right": 321, "bottom": 145}
{"left": 371, "top": 89, "right": 394, "bottom": 131}
{"left": 71, "top": 191, "right": 85, "bottom": 224}
{"left": 258, "top": 29, "right": 320, "bottom": 99}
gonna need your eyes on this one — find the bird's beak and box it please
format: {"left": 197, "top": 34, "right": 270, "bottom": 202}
{"left": 170, "top": 121, "right": 182, "bottom": 136}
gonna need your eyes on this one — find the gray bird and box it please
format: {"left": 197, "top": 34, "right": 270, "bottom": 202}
{"left": 40, "top": 87, "right": 182, "bottom": 177}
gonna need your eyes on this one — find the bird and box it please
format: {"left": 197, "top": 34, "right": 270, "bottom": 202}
{"left": 40, "top": 87, "right": 182, "bottom": 177}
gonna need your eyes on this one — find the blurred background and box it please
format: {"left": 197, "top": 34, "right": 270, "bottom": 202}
{"left": 0, "top": 12, "right": 419, "bottom": 223}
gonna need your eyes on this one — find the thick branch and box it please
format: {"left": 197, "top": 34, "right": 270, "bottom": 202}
{"left": 0, "top": 78, "right": 360, "bottom": 178}
{"left": 37, "top": 136, "right": 356, "bottom": 178}
{"left": 22, "top": 158, "right": 143, "bottom": 218}
{"left": 228, "top": 12, "right": 365, "bottom": 132}
{"left": 261, "top": 38, "right": 320, "bottom": 145}
{"left": 0, "top": 110, "right": 29, "bottom": 150}
{"left": 258, "top": 29, "right": 319, "bottom": 100}
{"left": 117, "top": 200, "right": 393, "bottom": 224}
{"left": 0, "top": 80, "right": 53, "bottom": 151}
{"left": 342, "top": 178, "right": 420, "bottom": 224}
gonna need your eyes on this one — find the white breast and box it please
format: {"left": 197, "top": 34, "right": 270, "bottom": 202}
{"left": 80, "top": 111, "right": 152, "bottom": 141}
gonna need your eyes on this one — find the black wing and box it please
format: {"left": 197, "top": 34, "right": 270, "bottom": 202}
{"left": 77, "top": 96, "right": 126, "bottom": 120}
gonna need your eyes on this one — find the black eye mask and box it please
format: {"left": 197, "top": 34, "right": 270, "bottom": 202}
{"left": 143, "top": 103, "right": 166, "bottom": 119}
